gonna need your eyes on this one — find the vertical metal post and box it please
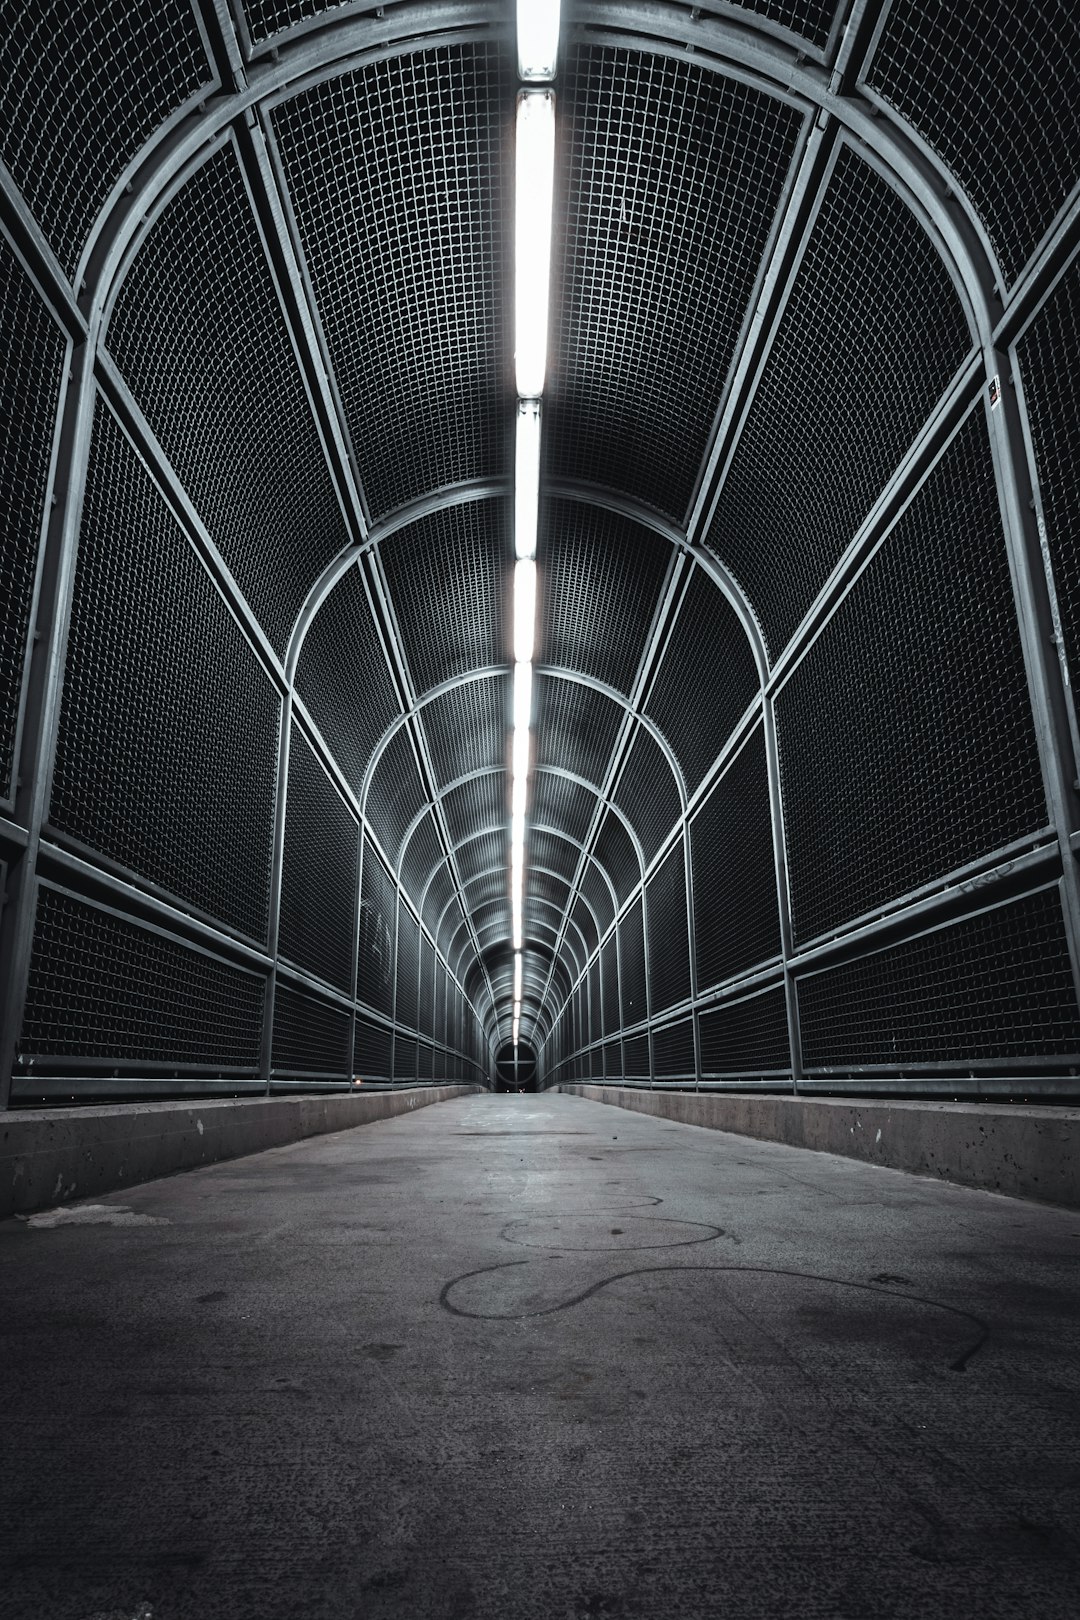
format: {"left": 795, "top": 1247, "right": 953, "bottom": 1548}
{"left": 682, "top": 820, "right": 702, "bottom": 1091}
{"left": 761, "top": 698, "right": 803, "bottom": 1094}
{"left": 261, "top": 689, "right": 292, "bottom": 1094}
{"left": 0, "top": 342, "right": 93, "bottom": 1106}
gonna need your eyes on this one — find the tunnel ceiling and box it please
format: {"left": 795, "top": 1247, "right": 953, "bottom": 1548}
{"left": 3, "top": 0, "right": 1080, "bottom": 1093}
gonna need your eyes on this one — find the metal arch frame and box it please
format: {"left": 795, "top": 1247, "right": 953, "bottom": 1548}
{"left": 2, "top": 0, "right": 1078, "bottom": 1098}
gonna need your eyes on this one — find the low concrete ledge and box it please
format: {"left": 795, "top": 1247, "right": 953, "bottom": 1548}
{"left": 559, "top": 1085, "right": 1080, "bottom": 1208}
{"left": 0, "top": 1085, "right": 481, "bottom": 1219}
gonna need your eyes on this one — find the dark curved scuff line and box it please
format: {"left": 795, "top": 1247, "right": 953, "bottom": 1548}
{"left": 499, "top": 1214, "right": 724, "bottom": 1251}
{"left": 438, "top": 1261, "right": 988, "bottom": 1371}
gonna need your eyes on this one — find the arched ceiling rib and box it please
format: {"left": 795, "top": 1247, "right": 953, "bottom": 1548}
{"left": 8, "top": 0, "right": 1058, "bottom": 1057}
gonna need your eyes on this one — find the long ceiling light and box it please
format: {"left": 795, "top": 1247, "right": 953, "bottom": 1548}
{"left": 517, "top": 0, "right": 560, "bottom": 81}
{"left": 510, "top": 0, "right": 558, "bottom": 1047}
{"left": 515, "top": 89, "right": 556, "bottom": 399}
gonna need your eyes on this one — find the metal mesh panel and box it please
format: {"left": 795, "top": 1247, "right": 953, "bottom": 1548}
{"left": 423, "top": 676, "right": 508, "bottom": 787}
{"left": 271, "top": 43, "right": 509, "bottom": 519}
{"left": 580, "top": 858, "right": 616, "bottom": 940}
{"left": 708, "top": 144, "right": 972, "bottom": 656}
{"left": 0, "top": 242, "right": 66, "bottom": 801}
{"left": 273, "top": 981, "right": 351, "bottom": 1077}
{"left": 52, "top": 399, "right": 278, "bottom": 941}
{"left": 400, "top": 812, "right": 443, "bottom": 909}
{"left": 243, "top": 0, "right": 352, "bottom": 47}
{"left": 593, "top": 811, "right": 641, "bottom": 908}
{"left": 691, "top": 727, "right": 780, "bottom": 990}
{"left": 434, "top": 965, "right": 447, "bottom": 1049}
{"left": 456, "top": 829, "right": 504, "bottom": 889}
{"left": 354, "top": 1015, "right": 392, "bottom": 1081}
{"left": 463, "top": 869, "right": 506, "bottom": 912}
{"left": 394, "top": 1033, "right": 417, "bottom": 1081}
{"left": 533, "top": 770, "right": 598, "bottom": 849}
{"left": 537, "top": 679, "right": 626, "bottom": 790}
{"left": 623, "top": 1031, "right": 650, "bottom": 1077}
{"left": 381, "top": 499, "right": 508, "bottom": 696}
{"left": 540, "top": 500, "right": 670, "bottom": 695}
{"left": 571, "top": 895, "right": 599, "bottom": 961}
{"left": 423, "top": 861, "right": 458, "bottom": 939}
{"left": 549, "top": 47, "right": 803, "bottom": 518}
{"left": 106, "top": 143, "right": 347, "bottom": 654}
{"left": 867, "top": 0, "right": 1080, "bottom": 285}
{"left": 604, "top": 1040, "right": 623, "bottom": 1079}
{"left": 278, "top": 731, "right": 358, "bottom": 991}
{"left": 20, "top": 886, "right": 263, "bottom": 1069}
{"left": 530, "top": 829, "right": 578, "bottom": 887}
{"left": 779, "top": 410, "right": 1047, "bottom": 943}
{"left": 613, "top": 727, "right": 682, "bottom": 868}
{"left": 442, "top": 771, "right": 503, "bottom": 848}
{"left": 295, "top": 563, "right": 401, "bottom": 804}
{"left": 799, "top": 888, "right": 1080, "bottom": 1071}
{"left": 437, "top": 899, "right": 466, "bottom": 964}
{"left": 589, "top": 956, "right": 603, "bottom": 1044}
{"left": 600, "top": 932, "right": 619, "bottom": 1037}
{"left": 647, "top": 841, "right": 691, "bottom": 1013}
{"left": 644, "top": 564, "right": 760, "bottom": 796}
{"left": 530, "top": 869, "right": 572, "bottom": 915}
{"left": 1016, "top": 259, "right": 1080, "bottom": 690}
{"left": 732, "top": 0, "right": 836, "bottom": 47}
{"left": 358, "top": 840, "right": 395, "bottom": 1016}
{"left": 395, "top": 905, "right": 420, "bottom": 1030}
{"left": 619, "top": 899, "right": 647, "bottom": 1028}
{"left": 699, "top": 985, "right": 790, "bottom": 1076}
{"left": 419, "top": 937, "right": 435, "bottom": 1036}
{"left": 365, "top": 725, "right": 427, "bottom": 865}
{"left": 418, "top": 1041, "right": 433, "bottom": 1079}
{"left": 0, "top": 0, "right": 210, "bottom": 277}
{"left": 653, "top": 1019, "right": 696, "bottom": 1078}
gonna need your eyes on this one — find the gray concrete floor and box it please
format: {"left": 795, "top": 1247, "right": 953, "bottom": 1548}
{"left": 1, "top": 1092, "right": 1079, "bottom": 1620}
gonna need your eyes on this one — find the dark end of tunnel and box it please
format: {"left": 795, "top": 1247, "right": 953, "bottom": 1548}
{"left": 494, "top": 1041, "right": 539, "bottom": 1092}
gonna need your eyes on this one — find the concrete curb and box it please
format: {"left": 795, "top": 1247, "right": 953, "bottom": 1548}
{"left": 558, "top": 1085, "right": 1080, "bottom": 1208}
{"left": 0, "top": 1085, "right": 482, "bottom": 1218}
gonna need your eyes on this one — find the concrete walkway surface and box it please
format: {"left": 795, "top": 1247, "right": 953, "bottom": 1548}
{"left": 1, "top": 1091, "right": 1078, "bottom": 1619}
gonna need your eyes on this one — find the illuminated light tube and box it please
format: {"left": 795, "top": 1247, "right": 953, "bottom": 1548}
{"left": 513, "top": 952, "right": 523, "bottom": 1000}
{"left": 511, "top": 722, "right": 531, "bottom": 784}
{"left": 515, "top": 399, "right": 541, "bottom": 560}
{"left": 515, "top": 91, "right": 555, "bottom": 399}
{"left": 517, "top": 0, "right": 560, "bottom": 81}
{"left": 513, "top": 657, "right": 533, "bottom": 732}
{"left": 514, "top": 561, "right": 537, "bottom": 664}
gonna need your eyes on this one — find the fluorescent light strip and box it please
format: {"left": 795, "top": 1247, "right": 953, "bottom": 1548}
{"left": 517, "top": 0, "right": 560, "bottom": 80}
{"left": 515, "top": 90, "right": 555, "bottom": 399}
{"left": 514, "top": 560, "right": 537, "bottom": 662}
{"left": 515, "top": 399, "right": 541, "bottom": 560}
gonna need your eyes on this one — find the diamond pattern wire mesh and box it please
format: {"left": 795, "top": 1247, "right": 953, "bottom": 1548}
{"left": 105, "top": 142, "right": 348, "bottom": 655}
{"left": 647, "top": 841, "right": 691, "bottom": 1013}
{"left": 572, "top": 895, "right": 600, "bottom": 961}
{"left": 547, "top": 46, "right": 803, "bottom": 519}
{"left": 271, "top": 42, "right": 510, "bottom": 520}
{"left": 600, "top": 932, "right": 619, "bottom": 1037}
{"left": 419, "top": 937, "right": 434, "bottom": 1036}
{"left": 623, "top": 1032, "right": 649, "bottom": 1077}
{"left": 278, "top": 730, "right": 358, "bottom": 992}
{"left": 619, "top": 899, "right": 647, "bottom": 1027}
{"left": 653, "top": 1018, "right": 695, "bottom": 1077}
{"left": 691, "top": 726, "right": 780, "bottom": 990}
{"left": 532, "top": 770, "right": 598, "bottom": 850}
{"left": 536, "top": 678, "right": 623, "bottom": 792}
{"left": 442, "top": 771, "right": 504, "bottom": 848}
{"left": 867, "top": 0, "right": 1080, "bottom": 286}
{"left": 708, "top": 143, "right": 972, "bottom": 657}
{"left": 778, "top": 409, "right": 1047, "bottom": 945}
{"left": 613, "top": 726, "right": 682, "bottom": 869}
{"left": 21, "top": 886, "right": 264, "bottom": 1069}
{"left": 381, "top": 499, "right": 508, "bottom": 696}
{"left": 588, "top": 958, "right": 602, "bottom": 1044}
{"left": 422, "top": 675, "right": 508, "bottom": 788}
{"left": 539, "top": 499, "right": 671, "bottom": 695}
{"left": 530, "top": 829, "right": 579, "bottom": 887}
{"left": 0, "top": 241, "right": 66, "bottom": 801}
{"left": 699, "top": 984, "right": 790, "bottom": 1076}
{"left": 272, "top": 981, "right": 351, "bottom": 1077}
{"left": 52, "top": 399, "right": 278, "bottom": 942}
{"left": 580, "top": 858, "right": 616, "bottom": 940}
{"left": 798, "top": 888, "right": 1080, "bottom": 1070}
{"left": 1016, "top": 258, "right": 1080, "bottom": 692}
{"left": 355, "top": 1015, "right": 392, "bottom": 1081}
{"left": 644, "top": 564, "right": 761, "bottom": 797}
{"left": 456, "top": 829, "right": 505, "bottom": 891}
{"left": 295, "top": 563, "right": 402, "bottom": 805}
{"left": 593, "top": 811, "right": 641, "bottom": 907}
{"left": 365, "top": 725, "right": 427, "bottom": 866}
{"left": 423, "top": 861, "right": 459, "bottom": 939}
{"left": 395, "top": 906, "right": 420, "bottom": 1031}
{"left": 0, "top": 0, "right": 211, "bottom": 278}
{"left": 358, "top": 839, "right": 395, "bottom": 1018}
{"left": 731, "top": 0, "right": 837, "bottom": 48}
{"left": 394, "top": 1033, "right": 417, "bottom": 1081}
{"left": 400, "top": 811, "right": 445, "bottom": 910}
{"left": 242, "top": 0, "right": 351, "bottom": 47}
